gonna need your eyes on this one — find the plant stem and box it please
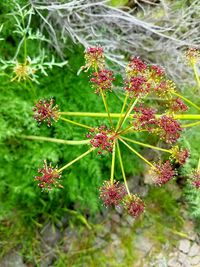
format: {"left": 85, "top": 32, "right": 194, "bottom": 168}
{"left": 59, "top": 112, "right": 200, "bottom": 120}
{"left": 120, "top": 136, "right": 171, "bottom": 153}
{"left": 60, "top": 117, "right": 91, "bottom": 129}
{"left": 117, "top": 97, "right": 139, "bottom": 132}
{"left": 110, "top": 141, "right": 116, "bottom": 184}
{"left": 20, "top": 135, "right": 90, "bottom": 145}
{"left": 172, "top": 91, "right": 200, "bottom": 111}
{"left": 100, "top": 89, "right": 113, "bottom": 128}
{"left": 119, "top": 138, "right": 154, "bottom": 168}
{"left": 115, "top": 92, "right": 129, "bottom": 131}
{"left": 116, "top": 141, "right": 130, "bottom": 195}
{"left": 198, "top": 158, "right": 200, "bottom": 171}
{"left": 181, "top": 121, "right": 200, "bottom": 128}
{"left": 58, "top": 147, "right": 95, "bottom": 173}
{"left": 192, "top": 63, "right": 200, "bottom": 89}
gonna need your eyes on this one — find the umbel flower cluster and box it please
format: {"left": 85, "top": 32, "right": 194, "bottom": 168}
{"left": 30, "top": 47, "right": 200, "bottom": 218}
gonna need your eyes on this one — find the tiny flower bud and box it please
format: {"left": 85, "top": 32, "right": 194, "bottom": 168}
{"left": 186, "top": 48, "right": 200, "bottom": 65}
{"left": 150, "top": 161, "right": 175, "bottom": 186}
{"left": 99, "top": 180, "right": 127, "bottom": 206}
{"left": 170, "top": 146, "right": 190, "bottom": 165}
{"left": 123, "top": 194, "right": 145, "bottom": 218}
{"left": 126, "top": 56, "right": 147, "bottom": 77}
{"left": 124, "top": 76, "right": 150, "bottom": 97}
{"left": 11, "top": 59, "right": 36, "bottom": 82}
{"left": 35, "top": 160, "right": 63, "bottom": 191}
{"left": 90, "top": 69, "right": 115, "bottom": 94}
{"left": 192, "top": 170, "right": 200, "bottom": 189}
{"left": 169, "top": 98, "right": 188, "bottom": 112}
{"left": 33, "top": 98, "right": 60, "bottom": 127}
{"left": 83, "top": 46, "right": 105, "bottom": 71}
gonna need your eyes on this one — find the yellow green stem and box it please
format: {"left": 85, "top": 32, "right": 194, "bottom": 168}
{"left": 121, "top": 136, "right": 171, "bottom": 153}
{"left": 116, "top": 141, "right": 130, "bottom": 195}
{"left": 119, "top": 138, "right": 154, "bottom": 168}
{"left": 197, "top": 158, "right": 200, "bottom": 171}
{"left": 58, "top": 147, "right": 95, "bottom": 173}
{"left": 60, "top": 117, "right": 91, "bottom": 129}
{"left": 100, "top": 89, "right": 113, "bottom": 128}
{"left": 116, "top": 92, "right": 129, "bottom": 131}
{"left": 181, "top": 121, "right": 200, "bottom": 128}
{"left": 20, "top": 135, "right": 90, "bottom": 145}
{"left": 110, "top": 141, "right": 116, "bottom": 184}
{"left": 172, "top": 91, "right": 200, "bottom": 111}
{"left": 192, "top": 63, "right": 200, "bottom": 88}
{"left": 59, "top": 112, "right": 200, "bottom": 120}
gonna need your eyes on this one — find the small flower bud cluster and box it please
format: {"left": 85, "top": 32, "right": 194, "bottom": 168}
{"left": 90, "top": 69, "right": 115, "bottom": 94}
{"left": 186, "top": 48, "right": 200, "bottom": 65}
{"left": 132, "top": 105, "right": 157, "bottom": 132}
{"left": 99, "top": 180, "right": 144, "bottom": 218}
{"left": 35, "top": 160, "right": 62, "bottom": 190}
{"left": 192, "top": 170, "right": 200, "bottom": 189}
{"left": 33, "top": 98, "right": 60, "bottom": 127}
{"left": 157, "top": 115, "right": 182, "bottom": 144}
{"left": 99, "top": 180, "right": 127, "bottom": 206}
{"left": 150, "top": 160, "right": 175, "bottom": 186}
{"left": 126, "top": 56, "right": 147, "bottom": 77}
{"left": 169, "top": 98, "right": 188, "bottom": 112}
{"left": 86, "top": 125, "right": 115, "bottom": 154}
{"left": 170, "top": 146, "right": 190, "bottom": 165}
{"left": 124, "top": 76, "right": 150, "bottom": 97}
{"left": 83, "top": 47, "right": 105, "bottom": 71}
{"left": 11, "top": 59, "right": 36, "bottom": 82}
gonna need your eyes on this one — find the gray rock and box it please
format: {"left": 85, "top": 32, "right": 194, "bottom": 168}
{"left": 134, "top": 236, "right": 153, "bottom": 254}
{"left": 178, "top": 252, "right": 188, "bottom": 263}
{"left": 0, "top": 251, "right": 26, "bottom": 267}
{"left": 190, "top": 256, "right": 200, "bottom": 265}
{"left": 179, "top": 239, "right": 191, "bottom": 254}
{"left": 188, "top": 243, "right": 200, "bottom": 257}
{"left": 168, "top": 257, "right": 181, "bottom": 267}
{"left": 110, "top": 214, "right": 120, "bottom": 223}
{"left": 41, "top": 223, "right": 61, "bottom": 247}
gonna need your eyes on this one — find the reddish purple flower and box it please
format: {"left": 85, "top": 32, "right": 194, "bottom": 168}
{"left": 99, "top": 180, "right": 127, "bottom": 206}
{"left": 171, "top": 146, "right": 190, "bottom": 165}
{"left": 126, "top": 56, "right": 147, "bottom": 76}
{"left": 150, "top": 65, "right": 165, "bottom": 78}
{"left": 192, "top": 170, "right": 200, "bottom": 188}
{"left": 169, "top": 98, "right": 188, "bottom": 112}
{"left": 84, "top": 46, "right": 105, "bottom": 70}
{"left": 35, "top": 160, "right": 63, "bottom": 190}
{"left": 133, "top": 105, "right": 157, "bottom": 131}
{"left": 150, "top": 161, "right": 175, "bottom": 186}
{"left": 86, "top": 125, "right": 115, "bottom": 154}
{"left": 90, "top": 69, "right": 115, "bottom": 94}
{"left": 155, "top": 80, "right": 176, "bottom": 95}
{"left": 33, "top": 99, "right": 60, "bottom": 127}
{"left": 124, "top": 76, "right": 150, "bottom": 97}
{"left": 157, "top": 116, "right": 182, "bottom": 143}
{"left": 123, "top": 194, "right": 145, "bottom": 218}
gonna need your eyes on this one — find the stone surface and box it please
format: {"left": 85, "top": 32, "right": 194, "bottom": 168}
{"left": 0, "top": 251, "right": 26, "bottom": 267}
{"left": 179, "top": 239, "right": 191, "bottom": 254}
{"left": 134, "top": 236, "right": 153, "bottom": 254}
{"left": 168, "top": 257, "right": 181, "bottom": 267}
{"left": 188, "top": 243, "right": 200, "bottom": 257}
{"left": 190, "top": 256, "right": 200, "bottom": 265}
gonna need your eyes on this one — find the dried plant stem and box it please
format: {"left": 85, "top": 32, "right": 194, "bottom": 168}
{"left": 20, "top": 135, "right": 90, "bottom": 145}
{"left": 116, "top": 141, "right": 130, "bottom": 195}
{"left": 119, "top": 138, "right": 154, "bottom": 168}
{"left": 60, "top": 117, "right": 91, "bottom": 129}
{"left": 121, "top": 136, "right": 171, "bottom": 153}
{"left": 110, "top": 141, "right": 116, "bottom": 184}
{"left": 58, "top": 147, "right": 95, "bottom": 173}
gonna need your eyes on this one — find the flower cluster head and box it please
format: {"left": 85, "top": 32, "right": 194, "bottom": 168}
{"left": 35, "top": 160, "right": 63, "bottom": 190}
{"left": 124, "top": 76, "right": 150, "bottom": 97}
{"left": 169, "top": 98, "right": 188, "bottom": 112}
{"left": 123, "top": 194, "right": 145, "bottom": 218}
{"left": 86, "top": 125, "right": 115, "bottom": 154}
{"left": 186, "top": 48, "right": 200, "bottom": 65}
{"left": 83, "top": 46, "right": 105, "bottom": 71}
{"left": 171, "top": 146, "right": 190, "bottom": 165}
{"left": 99, "top": 180, "right": 127, "bottom": 207}
{"left": 156, "top": 115, "right": 182, "bottom": 144}
{"left": 150, "top": 160, "right": 175, "bottom": 186}
{"left": 191, "top": 170, "right": 200, "bottom": 189}
{"left": 11, "top": 59, "right": 36, "bottom": 82}
{"left": 132, "top": 105, "right": 157, "bottom": 132}
{"left": 150, "top": 65, "right": 165, "bottom": 78}
{"left": 33, "top": 98, "right": 60, "bottom": 127}
{"left": 126, "top": 56, "right": 147, "bottom": 77}
{"left": 155, "top": 79, "right": 176, "bottom": 96}
{"left": 90, "top": 69, "right": 115, "bottom": 94}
